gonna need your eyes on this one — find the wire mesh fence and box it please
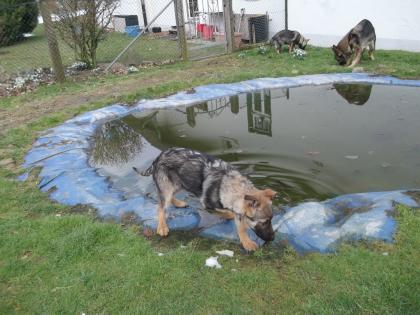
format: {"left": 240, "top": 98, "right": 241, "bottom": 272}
{"left": 185, "top": 0, "right": 227, "bottom": 60}
{"left": 0, "top": 0, "right": 182, "bottom": 78}
{"left": 109, "top": 0, "right": 182, "bottom": 67}
{"left": 231, "top": 0, "right": 286, "bottom": 48}
{"left": 0, "top": 0, "right": 287, "bottom": 84}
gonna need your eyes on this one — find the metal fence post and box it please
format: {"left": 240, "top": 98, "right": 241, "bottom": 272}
{"left": 223, "top": 0, "right": 235, "bottom": 53}
{"left": 174, "top": 0, "right": 188, "bottom": 61}
{"left": 285, "top": 0, "right": 288, "bottom": 30}
{"left": 39, "top": 0, "right": 65, "bottom": 83}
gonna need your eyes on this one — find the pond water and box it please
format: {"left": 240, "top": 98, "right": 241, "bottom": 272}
{"left": 89, "top": 83, "right": 420, "bottom": 205}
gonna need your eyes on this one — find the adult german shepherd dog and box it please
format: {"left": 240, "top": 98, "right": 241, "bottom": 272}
{"left": 270, "top": 30, "right": 310, "bottom": 54}
{"left": 332, "top": 19, "right": 376, "bottom": 67}
{"left": 134, "top": 148, "right": 277, "bottom": 251}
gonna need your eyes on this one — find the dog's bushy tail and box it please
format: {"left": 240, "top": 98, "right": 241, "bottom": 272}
{"left": 133, "top": 165, "right": 153, "bottom": 176}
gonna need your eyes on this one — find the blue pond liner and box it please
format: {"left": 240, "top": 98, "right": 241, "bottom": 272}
{"left": 20, "top": 73, "right": 420, "bottom": 253}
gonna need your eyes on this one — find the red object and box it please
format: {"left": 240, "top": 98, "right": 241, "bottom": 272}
{"left": 203, "top": 25, "right": 214, "bottom": 40}
{"left": 196, "top": 23, "right": 205, "bottom": 33}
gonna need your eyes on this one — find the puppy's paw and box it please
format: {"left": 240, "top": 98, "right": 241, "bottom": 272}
{"left": 157, "top": 223, "right": 169, "bottom": 236}
{"left": 241, "top": 239, "right": 258, "bottom": 251}
{"left": 172, "top": 198, "right": 188, "bottom": 208}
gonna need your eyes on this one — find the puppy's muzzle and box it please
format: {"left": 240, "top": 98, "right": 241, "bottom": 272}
{"left": 253, "top": 220, "right": 275, "bottom": 242}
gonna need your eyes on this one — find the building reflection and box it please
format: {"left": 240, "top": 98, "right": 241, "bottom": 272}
{"left": 182, "top": 90, "right": 274, "bottom": 137}
{"left": 334, "top": 83, "right": 372, "bottom": 105}
{"left": 246, "top": 90, "right": 272, "bottom": 137}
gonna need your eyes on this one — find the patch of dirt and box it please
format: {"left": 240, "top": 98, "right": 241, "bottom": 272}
{"left": 66, "top": 204, "right": 97, "bottom": 215}
{"left": 120, "top": 212, "right": 140, "bottom": 227}
{"left": 0, "top": 56, "right": 238, "bottom": 134}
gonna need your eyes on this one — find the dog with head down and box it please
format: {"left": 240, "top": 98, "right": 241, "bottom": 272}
{"left": 134, "top": 147, "right": 277, "bottom": 251}
{"left": 332, "top": 19, "right": 376, "bottom": 68}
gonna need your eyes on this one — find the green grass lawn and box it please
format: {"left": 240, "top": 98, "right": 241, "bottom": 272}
{"left": 1, "top": 48, "right": 420, "bottom": 313}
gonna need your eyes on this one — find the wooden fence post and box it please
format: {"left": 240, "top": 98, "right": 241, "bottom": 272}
{"left": 39, "top": 0, "right": 65, "bottom": 83}
{"left": 174, "top": 0, "right": 188, "bottom": 61}
{"left": 223, "top": 0, "right": 235, "bottom": 53}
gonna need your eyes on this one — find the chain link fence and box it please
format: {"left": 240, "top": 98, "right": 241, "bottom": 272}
{"left": 185, "top": 0, "right": 227, "bottom": 60}
{"left": 108, "top": 0, "right": 182, "bottom": 68}
{"left": 0, "top": 0, "right": 182, "bottom": 78}
{"left": 0, "top": 0, "right": 287, "bottom": 89}
{"left": 231, "top": 0, "right": 286, "bottom": 48}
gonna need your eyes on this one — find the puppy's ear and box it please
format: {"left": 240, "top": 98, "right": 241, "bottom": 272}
{"left": 263, "top": 189, "right": 277, "bottom": 200}
{"left": 331, "top": 45, "right": 336, "bottom": 51}
{"left": 244, "top": 194, "right": 259, "bottom": 208}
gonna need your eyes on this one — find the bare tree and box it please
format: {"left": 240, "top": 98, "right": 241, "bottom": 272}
{"left": 90, "top": 120, "right": 143, "bottom": 167}
{"left": 53, "top": 0, "right": 120, "bottom": 67}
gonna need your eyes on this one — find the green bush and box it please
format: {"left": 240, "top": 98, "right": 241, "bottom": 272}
{"left": 0, "top": 0, "right": 39, "bottom": 46}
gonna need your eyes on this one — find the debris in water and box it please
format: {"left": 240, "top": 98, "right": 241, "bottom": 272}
{"left": 381, "top": 162, "right": 391, "bottom": 168}
{"left": 157, "top": 253, "right": 164, "bottom": 257}
{"left": 205, "top": 256, "right": 222, "bottom": 269}
{"left": 216, "top": 249, "right": 234, "bottom": 257}
{"left": 307, "top": 151, "right": 320, "bottom": 156}
{"left": 345, "top": 155, "right": 359, "bottom": 160}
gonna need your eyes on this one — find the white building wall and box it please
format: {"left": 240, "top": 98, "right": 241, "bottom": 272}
{"left": 289, "top": 0, "right": 420, "bottom": 51}
{"left": 113, "top": 0, "right": 144, "bottom": 27}
{"left": 113, "top": 0, "right": 180, "bottom": 31}
{"left": 232, "top": 0, "right": 285, "bottom": 37}
{"left": 144, "top": 0, "right": 178, "bottom": 31}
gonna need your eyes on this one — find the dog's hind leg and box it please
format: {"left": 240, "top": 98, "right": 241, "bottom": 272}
{"left": 156, "top": 201, "right": 170, "bottom": 236}
{"left": 154, "top": 172, "right": 176, "bottom": 236}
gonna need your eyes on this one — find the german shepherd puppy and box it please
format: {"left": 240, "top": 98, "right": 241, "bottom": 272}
{"left": 134, "top": 148, "right": 277, "bottom": 251}
{"left": 270, "top": 30, "right": 310, "bottom": 54}
{"left": 332, "top": 19, "right": 376, "bottom": 67}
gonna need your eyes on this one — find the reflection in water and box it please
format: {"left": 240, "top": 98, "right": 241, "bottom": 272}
{"left": 247, "top": 90, "right": 272, "bottom": 136}
{"left": 90, "top": 84, "right": 420, "bottom": 203}
{"left": 90, "top": 119, "right": 143, "bottom": 166}
{"left": 334, "top": 83, "right": 372, "bottom": 105}
{"left": 230, "top": 95, "right": 239, "bottom": 114}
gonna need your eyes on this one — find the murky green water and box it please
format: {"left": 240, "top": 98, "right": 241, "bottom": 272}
{"left": 90, "top": 84, "right": 420, "bottom": 204}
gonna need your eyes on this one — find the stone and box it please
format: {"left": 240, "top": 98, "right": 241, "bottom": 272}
{"left": 0, "top": 158, "right": 14, "bottom": 166}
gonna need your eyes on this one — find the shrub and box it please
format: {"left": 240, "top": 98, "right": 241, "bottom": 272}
{"left": 54, "top": 0, "right": 120, "bottom": 68}
{"left": 0, "top": 0, "right": 39, "bottom": 46}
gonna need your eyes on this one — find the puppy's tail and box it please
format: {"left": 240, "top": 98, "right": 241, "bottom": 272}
{"left": 133, "top": 165, "right": 153, "bottom": 176}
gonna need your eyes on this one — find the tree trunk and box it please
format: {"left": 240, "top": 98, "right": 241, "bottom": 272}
{"left": 39, "top": 0, "right": 65, "bottom": 83}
